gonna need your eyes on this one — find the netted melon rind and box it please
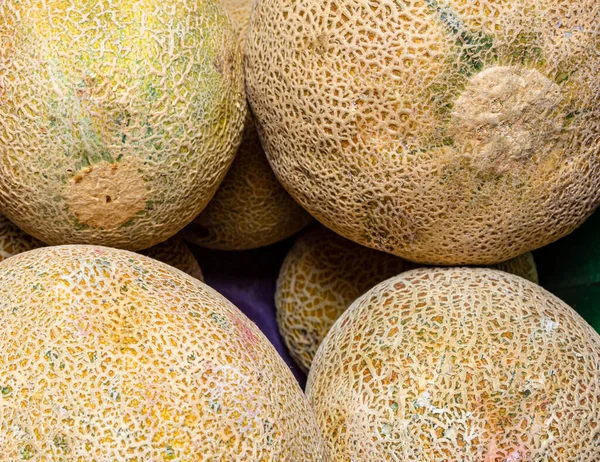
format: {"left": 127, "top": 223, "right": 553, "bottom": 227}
{"left": 276, "top": 225, "right": 538, "bottom": 372}
{"left": 0, "top": 213, "right": 204, "bottom": 279}
{"left": 139, "top": 236, "right": 204, "bottom": 281}
{"left": 221, "top": 0, "right": 253, "bottom": 49}
{"left": 0, "top": 245, "right": 325, "bottom": 460}
{"left": 185, "top": 0, "right": 312, "bottom": 251}
{"left": 0, "top": 213, "right": 45, "bottom": 262}
{"left": 246, "top": 0, "right": 600, "bottom": 265}
{"left": 494, "top": 251, "right": 538, "bottom": 285}
{"left": 185, "top": 115, "right": 312, "bottom": 250}
{"left": 0, "top": 0, "right": 246, "bottom": 251}
{"left": 307, "top": 267, "right": 600, "bottom": 460}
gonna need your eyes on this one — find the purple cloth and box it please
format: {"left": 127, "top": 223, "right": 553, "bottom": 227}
{"left": 190, "top": 240, "right": 307, "bottom": 388}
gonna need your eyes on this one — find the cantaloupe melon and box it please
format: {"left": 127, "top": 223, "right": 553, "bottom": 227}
{"left": 277, "top": 225, "right": 538, "bottom": 372}
{"left": 0, "top": 245, "right": 325, "bottom": 460}
{"left": 536, "top": 209, "right": 600, "bottom": 333}
{"left": 245, "top": 0, "right": 600, "bottom": 265}
{"left": 0, "top": 0, "right": 246, "bottom": 251}
{"left": 0, "top": 213, "right": 204, "bottom": 280}
{"left": 307, "top": 267, "right": 600, "bottom": 460}
{"left": 139, "top": 236, "right": 204, "bottom": 281}
{"left": 0, "top": 213, "right": 45, "bottom": 262}
{"left": 184, "top": 0, "right": 312, "bottom": 250}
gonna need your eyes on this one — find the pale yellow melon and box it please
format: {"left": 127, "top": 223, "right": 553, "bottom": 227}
{"left": 277, "top": 225, "right": 538, "bottom": 373}
{"left": 184, "top": 0, "right": 312, "bottom": 250}
{"left": 0, "top": 213, "right": 204, "bottom": 279}
{"left": 246, "top": 0, "right": 600, "bottom": 265}
{"left": 307, "top": 267, "right": 600, "bottom": 460}
{"left": 0, "top": 245, "right": 325, "bottom": 460}
{"left": 0, "top": 0, "right": 246, "bottom": 251}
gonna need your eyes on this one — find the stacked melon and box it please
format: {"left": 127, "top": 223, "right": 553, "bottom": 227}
{"left": 0, "top": 0, "right": 326, "bottom": 458}
{"left": 0, "top": 246, "right": 325, "bottom": 459}
{"left": 276, "top": 225, "right": 540, "bottom": 373}
{"left": 0, "top": 0, "right": 598, "bottom": 459}
{"left": 245, "top": 0, "right": 600, "bottom": 265}
{"left": 307, "top": 268, "right": 600, "bottom": 459}
{"left": 0, "top": 0, "right": 246, "bottom": 250}
{"left": 183, "top": 0, "right": 312, "bottom": 250}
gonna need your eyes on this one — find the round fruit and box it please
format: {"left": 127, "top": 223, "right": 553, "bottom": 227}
{"left": 139, "top": 236, "right": 204, "bottom": 281}
{"left": 0, "top": 213, "right": 204, "bottom": 279}
{"left": 0, "top": 245, "right": 325, "bottom": 460}
{"left": 277, "top": 225, "right": 538, "bottom": 372}
{"left": 184, "top": 0, "right": 312, "bottom": 250}
{"left": 0, "top": 213, "right": 45, "bottom": 262}
{"left": 0, "top": 0, "right": 246, "bottom": 251}
{"left": 307, "top": 267, "right": 600, "bottom": 460}
{"left": 246, "top": 0, "right": 600, "bottom": 265}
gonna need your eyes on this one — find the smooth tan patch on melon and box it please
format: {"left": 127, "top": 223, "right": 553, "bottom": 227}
{"left": 450, "top": 66, "right": 567, "bottom": 174}
{"left": 65, "top": 160, "right": 147, "bottom": 229}
{"left": 307, "top": 267, "right": 600, "bottom": 460}
{"left": 277, "top": 225, "right": 538, "bottom": 373}
{"left": 185, "top": 0, "right": 312, "bottom": 251}
{"left": 245, "top": 0, "right": 600, "bottom": 265}
{"left": 0, "top": 245, "right": 325, "bottom": 460}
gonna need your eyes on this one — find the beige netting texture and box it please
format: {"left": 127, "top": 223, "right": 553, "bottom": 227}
{"left": 0, "top": 246, "right": 325, "bottom": 460}
{"left": 246, "top": 0, "right": 600, "bottom": 265}
{"left": 0, "top": 0, "right": 246, "bottom": 251}
{"left": 307, "top": 267, "right": 600, "bottom": 460}
{"left": 276, "top": 225, "right": 538, "bottom": 372}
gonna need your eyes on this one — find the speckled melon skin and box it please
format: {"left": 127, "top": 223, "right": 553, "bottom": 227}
{"left": 0, "top": 0, "right": 246, "bottom": 251}
{"left": 276, "top": 225, "right": 538, "bottom": 373}
{"left": 185, "top": 114, "right": 313, "bottom": 250}
{"left": 184, "top": 0, "right": 312, "bottom": 250}
{"left": 307, "top": 267, "right": 600, "bottom": 460}
{"left": 0, "top": 213, "right": 204, "bottom": 280}
{"left": 0, "top": 245, "right": 326, "bottom": 460}
{"left": 246, "top": 0, "right": 600, "bottom": 265}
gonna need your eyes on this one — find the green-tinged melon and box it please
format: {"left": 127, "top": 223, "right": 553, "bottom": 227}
{"left": 183, "top": 0, "right": 312, "bottom": 251}
{"left": 276, "top": 225, "right": 538, "bottom": 372}
{"left": 0, "top": 245, "right": 325, "bottom": 460}
{"left": 0, "top": 0, "right": 246, "bottom": 251}
{"left": 307, "top": 267, "right": 600, "bottom": 460}
{"left": 246, "top": 0, "right": 600, "bottom": 265}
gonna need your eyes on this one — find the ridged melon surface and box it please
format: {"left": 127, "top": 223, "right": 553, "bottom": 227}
{"left": 139, "top": 236, "right": 204, "bottom": 281}
{"left": 184, "top": 0, "right": 312, "bottom": 250}
{"left": 246, "top": 0, "right": 600, "bottom": 265}
{"left": 0, "top": 246, "right": 325, "bottom": 460}
{"left": 0, "top": 213, "right": 45, "bottom": 262}
{"left": 0, "top": 0, "right": 246, "bottom": 251}
{"left": 0, "top": 213, "right": 204, "bottom": 280}
{"left": 277, "top": 225, "right": 538, "bottom": 372}
{"left": 307, "top": 267, "right": 600, "bottom": 460}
